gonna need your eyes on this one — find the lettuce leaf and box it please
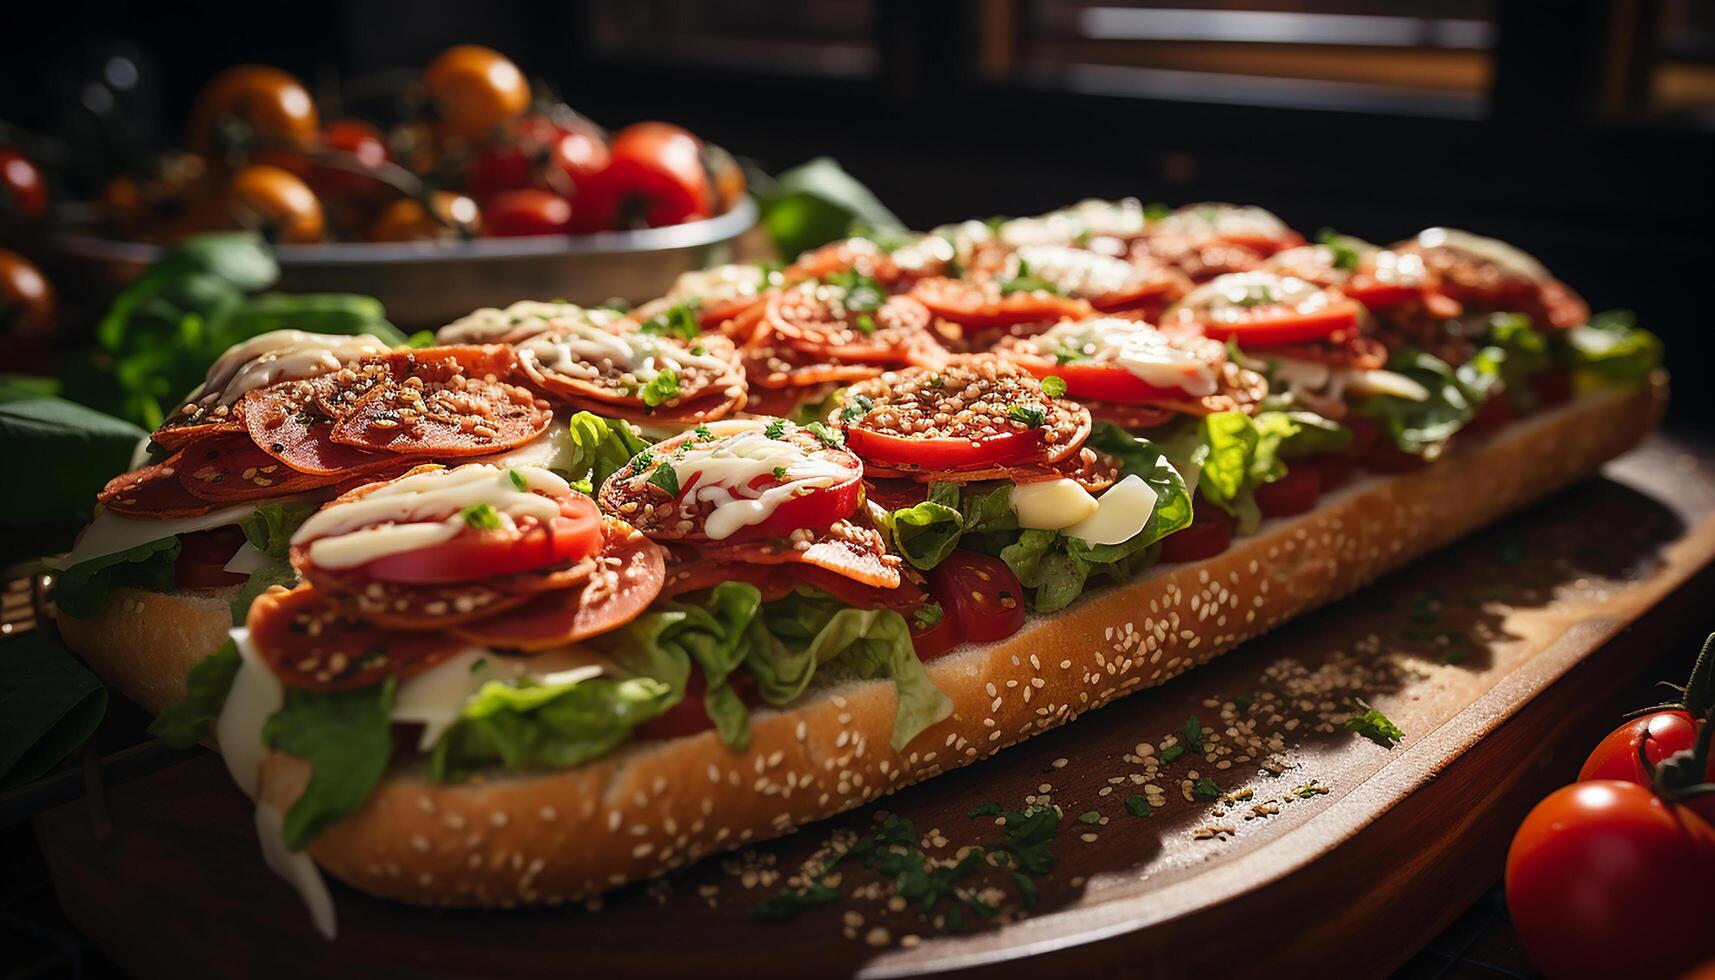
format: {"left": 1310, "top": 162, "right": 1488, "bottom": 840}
{"left": 611, "top": 581, "right": 764, "bottom": 750}
{"left": 230, "top": 500, "right": 318, "bottom": 623}
{"left": 1352, "top": 349, "right": 1498, "bottom": 460}
{"left": 148, "top": 640, "right": 241, "bottom": 747}
{"left": 427, "top": 673, "right": 673, "bottom": 783}
{"left": 51, "top": 536, "right": 180, "bottom": 619}
{"left": 1253, "top": 410, "right": 1352, "bottom": 461}
{"left": 1565, "top": 310, "right": 1662, "bottom": 383}
{"left": 884, "top": 483, "right": 964, "bottom": 570}
{"left": 565, "top": 411, "right": 651, "bottom": 496}
{"left": 262, "top": 680, "right": 396, "bottom": 849}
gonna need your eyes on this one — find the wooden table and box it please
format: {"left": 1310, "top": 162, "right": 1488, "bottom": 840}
{"left": 35, "top": 434, "right": 1715, "bottom": 979}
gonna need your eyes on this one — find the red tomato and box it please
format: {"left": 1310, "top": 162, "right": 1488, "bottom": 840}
{"left": 547, "top": 124, "right": 610, "bottom": 196}
{"left": 1022, "top": 360, "right": 1190, "bottom": 405}
{"left": 1300, "top": 452, "right": 1355, "bottom": 492}
{"left": 174, "top": 527, "right": 250, "bottom": 588}
{"left": 1346, "top": 416, "right": 1382, "bottom": 457}
{"left": 845, "top": 425, "right": 1044, "bottom": 472}
{"left": 310, "top": 120, "right": 390, "bottom": 202}
{"left": 1197, "top": 298, "right": 1362, "bottom": 346}
{"left": 911, "top": 603, "right": 962, "bottom": 661}
{"left": 1505, "top": 781, "right": 1715, "bottom": 980}
{"left": 421, "top": 45, "right": 531, "bottom": 145}
{"left": 927, "top": 550, "right": 1026, "bottom": 645}
{"left": 1255, "top": 465, "right": 1320, "bottom": 518}
{"left": 1532, "top": 368, "right": 1575, "bottom": 408}
{"left": 484, "top": 188, "right": 572, "bottom": 237}
{"left": 574, "top": 121, "right": 712, "bottom": 231}
{"left": 361, "top": 495, "right": 602, "bottom": 584}
{"left": 1159, "top": 504, "right": 1234, "bottom": 563}
{"left": 0, "top": 249, "right": 56, "bottom": 337}
{"left": 1579, "top": 710, "right": 1714, "bottom": 808}
{"left": 1464, "top": 393, "right": 1513, "bottom": 435}
{"left": 746, "top": 474, "right": 862, "bottom": 540}
{"left": 0, "top": 146, "right": 48, "bottom": 219}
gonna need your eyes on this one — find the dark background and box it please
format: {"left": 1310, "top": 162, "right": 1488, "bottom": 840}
{"left": 3, "top": 0, "right": 1710, "bottom": 422}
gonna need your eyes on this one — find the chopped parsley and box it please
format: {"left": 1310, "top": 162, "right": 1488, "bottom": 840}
{"left": 854, "top": 312, "right": 877, "bottom": 335}
{"left": 1040, "top": 375, "right": 1067, "bottom": 398}
{"left": 1007, "top": 402, "right": 1047, "bottom": 427}
{"left": 647, "top": 462, "right": 681, "bottom": 497}
{"left": 1077, "top": 810, "right": 1101, "bottom": 825}
{"left": 968, "top": 802, "right": 1002, "bottom": 818}
{"left": 507, "top": 469, "right": 528, "bottom": 491}
{"left": 826, "top": 269, "right": 885, "bottom": 313}
{"left": 639, "top": 300, "right": 702, "bottom": 340}
{"left": 925, "top": 374, "right": 945, "bottom": 389}
{"left": 1293, "top": 781, "right": 1330, "bottom": 799}
{"left": 1053, "top": 342, "right": 1087, "bottom": 365}
{"left": 771, "top": 465, "right": 789, "bottom": 480}
{"left": 1317, "top": 228, "right": 1362, "bottom": 272}
{"left": 1182, "top": 715, "right": 1205, "bottom": 749}
{"left": 1192, "top": 778, "right": 1222, "bottom": 801}
{"left": 1344, "top": 704, "right": 1404, "bottom": 746}
{"left": 1123, "top": 795, "right": 1154, "bottom": 817}
{"left": 839, "top": 393, "right": 875, "bottom": 422}
{"left": 997, "top": 259, "right": 1059, "bottom": 296}
{"left": 913, "top": 600, "right": 945, "bottom": 630}
{"left": 692, "top": 424, "right": 712, "bottom": 440}
{"left": 468, "top": 657, "right": 488, "bottom": 674}
{"left": 460, "top": 502, "right": 503, "bottom": 530}
{"left": 764, "top": 418, "right": 788, "bottom": 439}
{"left": 1233, "top": 284, "right": 1275, "bottom": 308}
{"left": 1159, "top": 743, "right": 1186, "bottom": 765}
{"left": 802, "top": 421, "right": 844, "bottom": 447}
{"left": 640, "top": 368, "right": 680, "bottom": 408}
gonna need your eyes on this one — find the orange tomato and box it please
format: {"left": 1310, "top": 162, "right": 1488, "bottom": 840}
{"left": 367, "top": 191, "right": 480, "bottom": 242}
{"left": 188, "top": 65, "right": 319, "bottom": 162}
{"left": 421, "top": 45, "right": 531, "bottom": 145}
{"left": 225, "top": 164, "right": 325, "bottom": 243}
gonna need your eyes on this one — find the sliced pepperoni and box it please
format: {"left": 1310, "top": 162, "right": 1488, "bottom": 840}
{"left": 663, "top": 518, "right": 902, "bottom": 593}
{"left": 908, "top": 276, "right": 1093, "bottom": 331}
{"left": 743, "top": 337, "right": 888, "bottom": 390}
{"left": 448, "top": 520, "right": 665, "bottom": 651}
{"left": 327, "top": 371, "right": 551, "bottom": 458}
{"left": 244, "top": 378, "right": 403, "bottom": 476}
{"left": 553, "top": 387, "right": 747, "bottom": 426}
{"left": 1259, "top": 333, "right": 1390, "bottom": 371}
{"left": 865, "top": 445, "right": 1121, "bottom": 492}
{"left": 150, "top": 408, "right": 246, "bottom": 451}
{"left": 784, "top": 238, "right": 901, "bottom": 286}
{"left": 1132, "top": 235, "right": 1266, "bottom": 283}
{"left": 515, "top": 323, "right": 746, "bottom": 420}
{"left": 1086, "top": 401, "right": 1180, "bottom": 430}
{"left": 176, "top": 432, "right": 411, "bottom": 502}
{"left": 248, "top": 585, "right": 470, "bottom": 692}
{"left": 96, "top": 454, "right": 215, "bottom": 518}
{"left": 302, "top": 561, "right": 583, "bottom": 631}
{"left": 765, "top": 286, "right": 943, "bottom": 365}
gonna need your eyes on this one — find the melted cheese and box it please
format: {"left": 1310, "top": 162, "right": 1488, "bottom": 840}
{"left": 1156, "top": 203, "right": 1290, "bottom": 243}
{"left": 222, "top": 541, "right": 273, "bottom": 575}
{"left": 190, "top": 330, "right": 387, "bottom": 407}
{"left": 293, "top": 464, "right": 567, "bottom": 570}
{"left": 518, "top": 317, "right": 732, "bottom": 385}
{"left": 50, "top": 503, "right": 260, "bottom": 569}
{"left": 1179, "top": 272, "right": 1327, "bottom": 324}
{"left": 662, "top": 419, "right": 855, "bottom": 542}
{"left": 483, "top": 419, "right": 577, "bottom": 473}
{"left": 1009, "top": 478, "right": 1099, "bottom": 530}
{"left": 1415, "top": 227, "right": 1550, "bottom": 282}
{"left": 1066, "top": 474, "right": 1158, "bottom": 546}
{"left": 1272, "top": 357, "right": 1430, "bottom": 403}
{"left": 1342, "top": 369, "right": 1431, "bottom": 402}
{"left": 1033, "top": 318, "right": 1219, "bottom": 397}
{"left": 437, "top": 300, "right": 617, "bottom": 345}
{"left": 1012, "top": 245, "right": 1136, "bottom": 300}
{"left": 666, "top": 264, "right": 766, "bottom": 304}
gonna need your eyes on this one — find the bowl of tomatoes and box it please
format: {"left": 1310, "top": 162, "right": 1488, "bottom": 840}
{"left": 43, "top": 45, "right": 756, "bottom": 327}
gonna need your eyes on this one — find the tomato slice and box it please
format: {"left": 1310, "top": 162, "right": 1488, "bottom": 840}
{"left": 362, "top": 495, "right": 602, "bottom": 585}
{"left": 1197, "top": 300, "right": 1362, "bottom": 345}
{"left": 927, "top": 550, "right": 1026, "bottom": 645}
{"left": 1464, "top": 393, "right": 1514, "bottom": 435}
{"left": 175, "top": 527, "right": 251, "bottom": 588}
{"left": 1254, "top": 465, "right": 1320, "bottom": 518}
{"left": 845, "top": 424, "right": 1044, "bottom": 471}
{"left": 1159, "top": 505, "right": 1235, "bottom": 563}
{"left": 911, "top": 603, "right": 963, "bottom": 661}
{"left": 1022, "top": 360, "right": 1191, "bottom": 405}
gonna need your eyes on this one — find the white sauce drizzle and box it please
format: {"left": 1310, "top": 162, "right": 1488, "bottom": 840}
{"left": 188, "top": 330, "right": 387, "bottom": 407}
{"left": 1031, "top": 318, "right": 1219, "bottom": 397}
{"left": 517, "top": 317, "right": 732, "bottom": 385}
{"left": 659, "top": 419, "right": 855, "bottom": 541}
{"left": 1415, "top": 227, "right": 1550, "bottom": 282}
{"left": 1178, "top": 272, "right": 1328, "bottom": 324}
{"left": 437, "top": 300, "right": 619, "bottom": 345}
{"left": 1155, "top": 203, "right": 1290, "bottom": 243}
{"left": 1012, "top": 244, "right": 1136, "bottom": 299}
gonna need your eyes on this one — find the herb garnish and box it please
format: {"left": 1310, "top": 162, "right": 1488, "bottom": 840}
{"left": 1233, "top": 283, "right": 1275, "bottom": 308}
{"left": 648, "top": 462, "right": 681, "bottom": 497}
{"left": 764, "top": 418, "right": 787, "bottom": 439}
{"left": 998, "top": 259, "right": 1059, "bottom": 296}
{"left": 640, "top": 368, "right": 680, "bottom": 408}
{"left": 913, "top": 601, "right": 945, "bottom": 630}
{"left": 1192, "top": 778, "right": 1222, "bottom": 801}
{"left": 771, "top": 465, "right": 789, "bottom": 480}
{"left": 1040, "top": 375, "right": 1068, "bottom": 398}
{"left": 802, "top": 421, "right": 844, "bottom": 447}
{"left": 839, "top": 393, "right": 875, "bottom": 422}
{"left": 1317, "top": 228, "right": 1363, "bottom": 272}
{"left": 639, "top": 300, "right": 702, "bottom": 340}
{"left": 692, "top": 424, "right": 712, "bottom": 440}
{"left": 460, "top": 502, "right": 503, "bottom": 530}
{"left": 826, "top": 269, "right": 885, "bottom": 313}
{"left": 1124, "top": 795, "right": 1154, "bottom": 817}
{"left": 507, "top": 469, "right": 529, "bottom": 491}
{"left": 1007, "top": 403, "right": 1047, "bottom": 427}
{"left": 854, "top": 313, "right": 877, "bottom": 335}
{"left": 1344, "top": 703, "right": 1404, "bottom": 746}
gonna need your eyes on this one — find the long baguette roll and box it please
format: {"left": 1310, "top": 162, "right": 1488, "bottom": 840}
{"left": 234, "top": 379, "right": 1659, "bottom": 907}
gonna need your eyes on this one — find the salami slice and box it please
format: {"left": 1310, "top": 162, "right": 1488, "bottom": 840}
{"left": 764, "top": 285, "right": 943, "bottom": 366}
{"left": 177, "top": 432, "right": 412, "bottom": 502}
{"left": 743, "top": 338, "right": 888, "bottom": 391}
{"left": 515, "top": 318, "right": 745, "bottom": 422}
{"left": 661, "top": 518, "right": 901, "bottom": 593}
{"left": 327, "top": 368, "right": 551, "bottom": 458}
{"left": 96, "top": 454, "right": 215, "bottom": 518}
{"left": 784, "top": 238, "right": 901, "bottom": 286}
{"left": 908, "top": 276, "right": 1093, "bottom": 332}
{"left": 248, "top": 585, "right": 470, "bottom": 692}
{"left": 448, "top": 520, "right": 666, "bottom": 651}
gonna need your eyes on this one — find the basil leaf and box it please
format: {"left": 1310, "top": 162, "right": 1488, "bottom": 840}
{"left": 1353, "top": 349, "right": 1494, "bottom": 460}
{"left": 240, "top": 500, "right": 319, "bottom": 561}
{"left": 148, "top": 640, "right": 241, "bottom": 748}
{"left": 52, "top": 536, "right": 180, "bottom": 619}
{"left": 262, "top": 680, "right": 397, "bottom": 849}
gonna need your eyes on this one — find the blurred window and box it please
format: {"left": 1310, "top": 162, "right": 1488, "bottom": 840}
{"left": 584, "top": 0, "right": 877, "bottom": 79}
{"left": 990, "top": 1, "right": 1495, "bottom": 116}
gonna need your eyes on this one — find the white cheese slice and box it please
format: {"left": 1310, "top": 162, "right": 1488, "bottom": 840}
{"left": 1009, "top": 478, "right": 1099, "bottom": 531}
{"left": 215, "top": 627, "right": 282, "bottom": 800}
{"left": 393, "top": 648, "right": 608, "bottom": 752}
{"left": 222, "top": 541, "right": 273, "bottom": 575}
{"left": 1342, "top": 369, "right": 1431, "bottom": 402}
{"left": 49, "top": 503, "right": 259, "bottom": 570}
{"left": 256, "top": 802, "right": 337, "bottom": 939}
{"left": 484, "top": 421, "right": 576, "bottom": 473}
{"left": 1066, "top": 475, "right": 1159, "bottom": 546}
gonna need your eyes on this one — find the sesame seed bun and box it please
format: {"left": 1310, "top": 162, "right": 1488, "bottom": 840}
{"left": 54, "top": 585, "right": 240, "bottom": 717}
{"left": 223, "top": 376, "right": 1656, "bottom": 907}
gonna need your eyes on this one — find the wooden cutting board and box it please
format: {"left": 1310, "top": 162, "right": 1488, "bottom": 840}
{"left": 36, "top": 434, "right": 1715, "bottom": 980}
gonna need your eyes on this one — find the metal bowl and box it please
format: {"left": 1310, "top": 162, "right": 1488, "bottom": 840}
{"left": 47, "top": 196, "right": 757, "bottom": 329}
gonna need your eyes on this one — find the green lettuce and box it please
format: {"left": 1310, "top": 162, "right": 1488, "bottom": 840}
{"left": 262, "top": 680, "right": 397, "bottom": 850}
{"left": 565, "top": 411, "right": 651, "bottom": 496}
{"left": 1565, "top": 311, "right": 1662, "bottom": 383}
{"left": 229, "top": 500, "right": 318, "bottom": 623}
{"left": 1157, "top": 412, "right": 1346, "bottom": 535}
{"left": 51, "top": 536, "right": 180, "bottom": 619}
{"left": 1483, "top": 314, "right": 1555, "bottom": 409}
{"left": 612, "top": 581, "right": 764, "bottom": 750}
{"left": 884, "top": 483, "right": 965, "bottom": 570}
{"left": 1352, "top": 349, "right": 1498, "bottom": 460}
{"left": 427, "top": 673, "right": 673, "bottom": 784}
{"left": 148, "top": 640, "right": 241, "bottom": 747}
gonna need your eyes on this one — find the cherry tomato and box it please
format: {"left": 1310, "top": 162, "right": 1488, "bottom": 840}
{"left": 0, "top": 249, "right": 56, "bottom": 339}
{"left": 1532, "top": 368, "right": 1575, "bottom": 408}
{"left": 1464, "top": 393, "right": 1513, "bottom": 435}
{"left": 225, "top": 164, "right": 324, "bottom": 243}
{"left": 484, "top": 188, "right": 572, "bottom": 237}
{"left": 1159, "top": 504, "right": 1234, "bottom": 563}
{"left": 174, "top": 527, "right": 250, "bottom": 588}
{"left": 911, "top": 603, "right": 962, "bottom": 661}
{"left": 1505, "top": 781, "right": 1715, "bottom": 980}
{"left": 548, "top": 123, "right": 611, "bottom": 199}
{"left": 421, "top": 45, "right": 531, "bottom": 145}
{"left": 361, "top": 495, "right": 602, "bottom": 585}
{"left": 310, "top": 119, "right": 390, "bottom": 202}
{"left": 1024, "top": 360, "right": 1192, "bottom": 405}
{"left": 574, "top": 121, "right": 713, "bottom": 231}
{"left": 367, "top": 191, "right": 480, "bottom": 242}
{"left": 1580, "top": 710, "right": 1713, "bottom": 787}
{"left": 188, "top": 65, "right": 319, "bottom": 161}
{"left": 1255, "top": 465, "right": 1320, "bottom": 518}
{"left": 0, "top": 146, "right": 48, "bottom": 219}
{"left": 1299, "top": 452, "right": 1355, "bottom": 492}
{"left": 927, "top": 550, "right": 1026, "bottom": 645}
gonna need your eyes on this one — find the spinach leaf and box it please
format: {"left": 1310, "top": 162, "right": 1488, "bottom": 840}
{"left": 262, "top": 680, "right": 397, "bottom": 849}
{"left": 51, "top": 536, "right": 180, "bottom": 619}
{"left": 148, "top": 640, "right": 241, "bottom": 748}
